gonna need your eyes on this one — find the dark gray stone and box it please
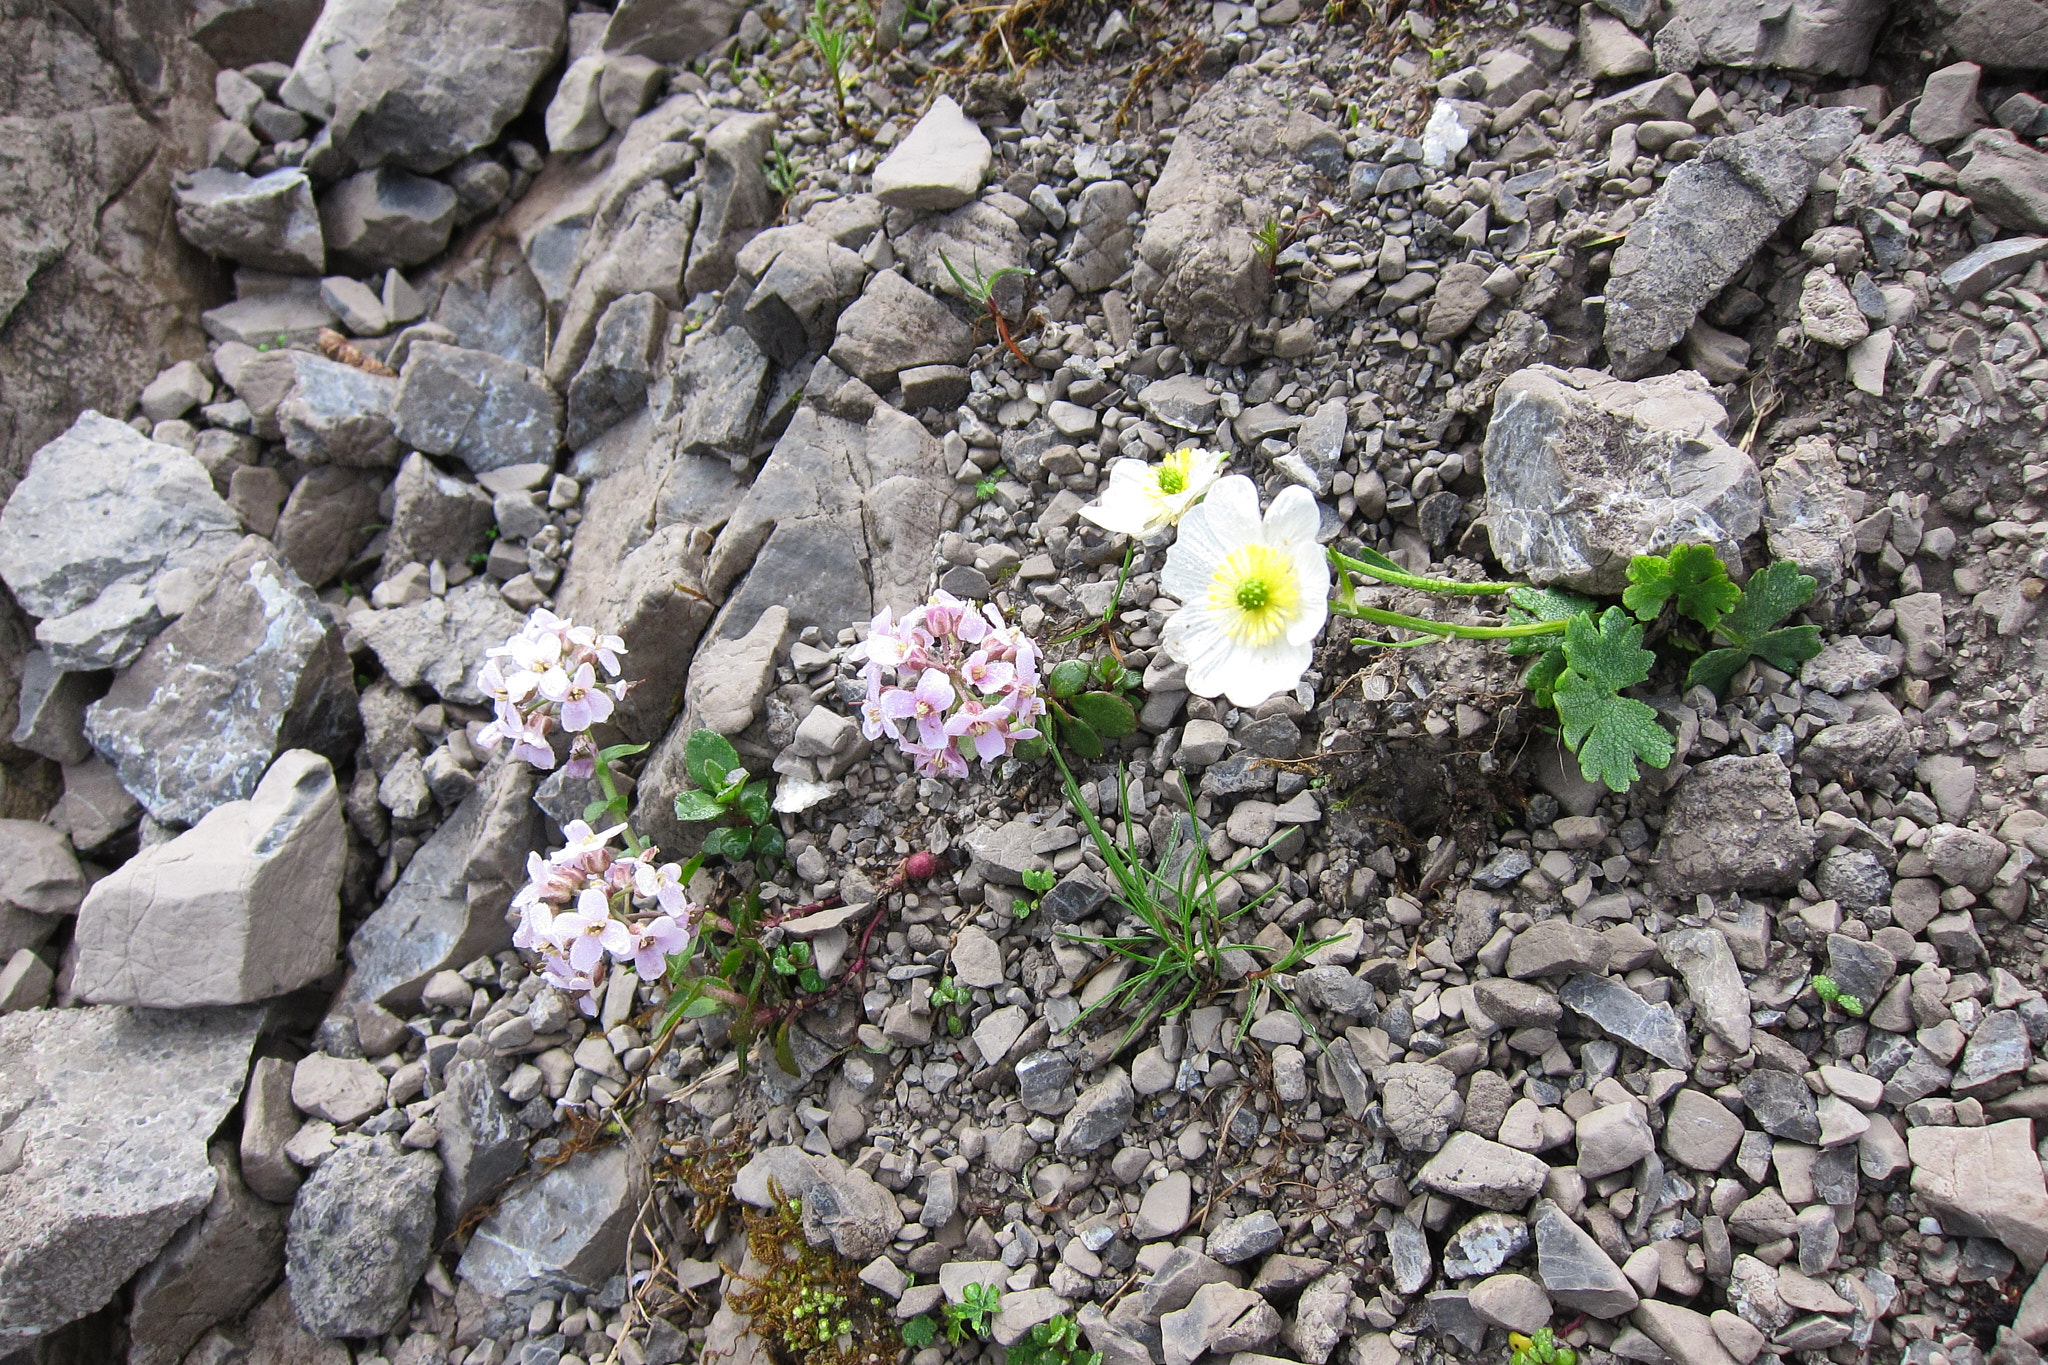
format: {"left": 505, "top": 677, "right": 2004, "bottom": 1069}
{"left": 1056, "top": 1068, "right": 1134, "bottom": 1155}
{"left": 84, "top": 540, "right": 358, "bottom": 826}
{"left": 275, "top": 351, "right": 403, "bottom": 468}
{"left": 330, "top": 0, "right": 565, "bottom": 174}
{"left": 439, "top": 1055, "right": 529, "bottom": 1221}
{"left": 1954, "top": 1010, "right": 2032, "bottom": 1100}
{"left": 1654, "top": 0, "right": 1887, "bottom": 75}
{"left": 827, "top": 269, "right": 974, "bottom": 389}
{"left": 1655, "top": 753, "right": 1815, "bottom": 894}
{"left": 285, "top": 1139, "right": 440, "bottom": 1339}
{"left": 126, "top": 1141, "right": 288, "bottom": 1365}
{"left": 320, "top": 167, "right": 460, "bottom": 269}
{"left": 173, "top": 168, "right": 324, "bottom": 274}
{"left": 1042, "top": 866, "right": 1110, "bottom": 923}
{"left": 603, "top": 0, "right": 749, "bottom": 63}
{"left": 379, "top": 452, "right": 494, "bottom": 579}
{"left": 672, "top": 325, "right": 769, "bottom": 459}
{"left": 1740, "top": 1066, "right": 1821, "bottom": 1143}
{"left": 1389, "top": 1215, "right": 1433, "bottom": 1295}
{"left": 1604, "top": 107, "right": 1861, "bottom": 377}
{"left": 0, "top": 1005, "right": 264, "bottom": 1340}
{"left": 458, "top": 1145, "right": 644, "bottom": 1298}
{"left": 1560, "top": 972, "right": 1693, "bottom": 1068}
{"left": 1207, "top": 1210, "right": 1282, "bottom": 1264}
{"left": 736, "top": 224, "right": 871, "bottom": 365}
{"left": 566, "top": 292, "right": 663, "bottom": 450}
{"left": 393, "top": 341, "right": 563, "bottom": 474}
{"left": 1533, "top": 1198, "right": 1639, "bottom": 1318}
{"left": 11, "top": 650, "right": 95, "bottom": 765}
{"left": 1823, "top": 933, "right": 1897, "bottom": 1009}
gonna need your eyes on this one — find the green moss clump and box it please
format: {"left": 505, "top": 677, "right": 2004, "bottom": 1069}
{"left": 730, "top": 1193, "right": 896, "bottom": 1365}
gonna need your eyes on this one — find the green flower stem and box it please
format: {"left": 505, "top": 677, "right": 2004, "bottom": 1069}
{"left": 1332, "top": 601, "right": 1571, "bottom": 641}
{"left": 591, "top": 755, "right": 646, "bottom": 855}
{"left": 1327, "top": 548, "right": 1520, "bottom": 596}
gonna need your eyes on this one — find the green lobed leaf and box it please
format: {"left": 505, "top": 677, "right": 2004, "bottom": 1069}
{"left": 1748, "top": 623, "right": 1824, "bottom": 673}
{"left": 1070, "top": 691, "right": 1137, "bottom": 738}
{"left": 1685, "top": 647, "right": 1750, "bottom": 694}
{"left": 1061, "top": 714, "right": 1104, "bottom": 758}
{"left": 737, "top": 782, "right": 771, "bottom": 827}
{"left": 902, "top": 1317, "right": 938, "bottom": 1349}
{"left": 1554, "top": 677, "right": 1673, "bottom": 792}
{"left": 1716, "top": 560, "right": 1818, "bottom": 644}
{"left": 684, "top": 729, "right": 741, "bottom": 792}
{"left": 1506, "top": 587, "right": 1596, "bottom": 655}
{"left": 1522, "top": 646, "right": 1567, "bottom": 709}
{"left": 673, "top": 789, "right": 725, "bottom": 822}
{"left": 752, "top": 824, "right": 786, "bottom": 863}
{"left": 1558, "top": 607, "right": 1655, "bottom": 695}
{"left": 1622, "top": 544, "right": 1740, "bottom": 629}
{"left": 1049, "top": 659, "right": 1089, "bottom": 697}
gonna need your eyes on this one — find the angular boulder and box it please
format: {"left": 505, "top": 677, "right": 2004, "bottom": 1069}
{"left": 172, "top": 167, "right": 325, "bottom": 274}
{"left": 126, "top": 1141, "right": 289, "bottom": 1365}
{"left": 1908, "top": 1119, "right": 2048, "bottom": 1271}
{"left": 72, "top": 749, "right": 344, "bottom": 1007}
{"left": 1482, "top": 366, "right": 1762, "bottom": 593}
{"left": 273, "top": 351, "right": 403, "bottom": 467}
{"left": 0, "top": 412, "right": 241, "bottom": 671}
{"left": 392, "top": 340, "right": 563, "bottom": 474}
{"left": 1654, "top": 753, "right": 1815, "bottom": 894}
{"left": 85, "top": 540, "right": 358, "bottom": 826}
{"left": 0, "top": 1005, "right": 263, "bottom": 1341}
{"left": 602, "top": 0, "right": 748, "bottom": 61}
{"left": 1604, "top": 107, "right": 1860, "bottom": 377}
{"left": 458, "top": 1144, "right": 645, "bottom": 1298}
{"left": 351, "top": 577, "right": 526, "bottom": 705}
{"left": 285, "top": 1138, "right": 441, "bottom": 1339}
{"left": 329, "top": 0, "right": 566, "bottom": 174}
{"left": 320, "top": 167, "right": 461, "bottom": 269}
{"left": 1654, "top": 0, "right": 1888, "bottom": 76}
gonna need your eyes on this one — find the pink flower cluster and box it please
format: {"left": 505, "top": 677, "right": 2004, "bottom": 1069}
{"left": 511, "top": 820, "right": 700, "bottom": 1016}
{"left": 476, "top": 609, "right": 629, "bottom": 775}
{"left": 851, "top": 591, "right": 1047, "bottom": 780}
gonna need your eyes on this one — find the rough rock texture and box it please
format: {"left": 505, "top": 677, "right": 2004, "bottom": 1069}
{"left": 1907, "top": 1119, "right": 2048, "bottom": 1271}
{"left": 1604, "top": 107, "right": 1861, "bottom": 377}
{"left": 284, "top": 1138, "right": 441, "bottom": 1339}
{"left": 172, "top": 168, "right": 324, "bottom": 274}
{"left": 458, "top": 1143, "right": 646, "bottom": 1298}
{"left": 1482, "top": 366, "right": 1762, "bottom": 593}
{"left": 1935, "top": 0, "right": 2048, "bottom": 68}
{"left": 602, "top": 0, "right": 748, "bottom": 61}
{"left": 126, "top": 1141, "right": 288, "bottom": 1365}
{"left": 84, "top": 539, "right": 359, "bottom": 826}
{"left": 1133, "top": 67, "right": 1281, "bottom": 364}
{"left": 72, "top": 750, "right": 344, "bottom": 1007}
{"left": 0, "top": 0, "right": 219, "bottom": 489}
{"left": 1655, "top": 753, "right": 1816, "bottom": 893}
{"left": 1654, "top": 0, "right": 1888, "bottom": 76}
{"left": 0, "top": 1005, "right": 263, "bottom": 1342}
{"left": 341, "top": 762, "right": 539, "bottom": 1010}
{"left": 438, "top": 1055, "right": 528, "bottom": 1222}
{"left": 731, "top": 1145, "right": 907, "bottom": 1261}
{"left": 329, "top": 0, "right": 566, "bottom": 174}
{"left": 871, "top": 95, "right": 992, "bottom": 210}
{"left": 392, "top": 340, "right": 563, "bottom": 474}
{"left": 351, "top": 578, "right": 526, "bottom": 705}
{"left": 0, "top": 412, "right": 241, "bottom": 670}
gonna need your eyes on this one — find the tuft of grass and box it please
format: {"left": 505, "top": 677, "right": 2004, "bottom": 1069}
{"left": 766, "top": 146, "right": 801, "bottom": 197}
{"left": 1054, "top": 757, "right": 1332, "bottom": 1050}
{"left": 806, "top": 0, "right": 854, "bottom": 130}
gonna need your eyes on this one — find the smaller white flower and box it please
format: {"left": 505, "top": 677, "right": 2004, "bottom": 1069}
{"left": 1079, "top": 447, "right": 1226, "bottom": 536}
{"left": 1159, "top": 475, "right": 1329, "bottom": 708}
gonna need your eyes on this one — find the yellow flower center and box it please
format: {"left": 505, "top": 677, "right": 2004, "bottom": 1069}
{"left": 1208, "top": 543, "right": 1300, "bottom": 646}
{"left": 1157, "top": 456, "right": 1188, "bottom": 496}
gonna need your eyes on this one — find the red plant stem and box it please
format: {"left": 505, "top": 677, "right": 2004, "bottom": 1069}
{"left": 993, "top": 313, "right": 1035, "bottom": 368}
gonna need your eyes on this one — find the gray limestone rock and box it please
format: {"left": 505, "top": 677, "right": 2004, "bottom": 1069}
{"left": 329, "top": 0, "right": 565, "bottom": 174}
{"left": 671, "top": 325, "right": 770, "bottom": 460}
{"left": 1936, "top": 0, "right": 2048, "bottom": 67}
{"left": 1133, "top": 67, "right": 1285, "bottom": 363}
{"left": 829, "top": 269, "right": 975, "bottom": 389}
{"left": 871, "top": 96, "right": 992, "bottom": 210}
{"left": 393, "top": 341, "right": 563, "bottom": 474}
{"left": 0, "top": 820, "right": 85, "bottom": 918}
{"left": 1534, "top": 1199, "right": 1639, "bottom": 1318}
{"left": 1763, "top": 439, "right": 1855, "bottom": 589}
{"left": 1663, "top": 1089, "right": 1745, "bottom": 1171}
{"left": 277, "top": 467, "right": 385, "bottom": 590}
{"left": 1380, "top": 1061, "right": 1466, "bottom": 1153}
{"left": 1660, "top": 927, "right": 1753, "bottom": 1053}
{"left": 285, "top": 1138, "right": 441, "bottom": 1338}
{"left": 127, "top": 1141, "right": 288, "bottom": 1365}
{"left": 1060, "top": 180, "right": 1141, "bottom": 293}
{"left": 1654, "top": 0, "right": 1887, "bottom": 76}
{"left": 85, "top": 540, "right": 357, "bottom": 826}
{"left": 319, "top": 167, "right": 460, "bottom": 269}
{"left": 72, "top": 750, "right": 343, "bottom": 1007}
{"left": 460, "top": 1144, "right": 648, "bottom": 1298}
{"left": 1443, "top": 1212, "right": 1532, "bottom": 1279}
{"left": 735, "top": 224, "right": 871, "bottom": 365}
{"left": 0, "top": 412, "right": 241, "bottom": 671}
{"left": 379, "top": 452, "right": 494, "bottom": 580}
{"left": 1741, "top": 1067, "right": 1821, "bottom": 1143}
{"left": 1207, "top": 1210, "right": 1282, "bottom": 1264}
{"left": 0, "top": 1005, "right": 263, "bottom": 1342}
{"left": 602, "top": 0, "right": 748, "bottom": 61}
{"left": 1604, "top": 107, "right": 1861, "bottom": 377}
{"left": 1483, "top": 365, "right": 1761, "bottom": 594}
{"left": 1906, "top": 1119, "right": 2048, "bottom": 1272}
{"left": 1417, "top": 1132, "right": 1552, "bottom": 1211}
{"left": 275, "top": 351, "right": 403, "bottom": 467}
{"left": 1560, "top": 972, "right": 1694, "bottom": 1068}
{"left": 1057, "top": 1068, "right": 1135, "bottom": 1155}
{"left": 438, "top": 1054, "right": 529, "bottom": 1221}
{"left": 1655, "top": 753, "right": 1815, "bottom": 894}
{"left": 685, "top": 111, "right": 778, "bottom": 296}
{"left": 173, "top": 168, "right": 325, "bottom": 274}
{"left": 352, "top": 578, "right": 527, "bottom": 705}
{"left": 566, "top": 292, "right": 664, "bottom": 449}
{"left": 342, "top": 763, "right": 538, "bottom": 1011}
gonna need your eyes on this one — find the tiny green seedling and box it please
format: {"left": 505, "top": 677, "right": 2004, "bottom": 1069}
{"left": 938, "top": 248, "right": 1036, "bottom": 367}
{"left": 766, "top": 146, "right": 801, "bottom": 197}
{"left": 806, "top": 0, "right": 853, "bottom": 130}
{"left": 1017, "top": 866, "right": 1056, "bottom": 919}
{"left": 947, "top": 1283, "right": 1002, "bottom": 1342}
{"left": 1009, "top": 1315, "right": 1102, "bottom": 1365}
{"left": 928, "top": 974, "right": 970, "bottom": 1035}
{"left": 975, "top": 474, "right": 1001, "bottom": 502}
{"left": 1510, "top": 1329, "right": 1577, "bottom": 1365}
{"left": 771, "top": 939, "right": 824, "bottom": 994}
{"left": 1811, "top": 974, "right": 1865, "bottom": 1017}
{"left": 1254, "top": 216, "right": 1286, "bottom": 271}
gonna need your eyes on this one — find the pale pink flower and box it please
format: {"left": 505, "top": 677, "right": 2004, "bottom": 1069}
{"left": 623, "top": 914, "right": 691, "bottom": 978}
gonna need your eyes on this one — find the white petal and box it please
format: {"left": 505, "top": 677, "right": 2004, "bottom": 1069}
{"left": 1215, "top": 638, "right": 1313, "bottom": 708}
{"left": 1162, "top": 486, "right": 1249, "bottom": 600}
{"left": 1080, "top": 485, "right": 1154, "bottom": 535}
{"left": 1285, "top": 541, "right": 1332, "bottom": 646}
{"left": 1199, "top": 475, "right": 1265, "bottom": 546}
{"left": 1263, "top": 484, "right": 1324, "bottom": 549}
{"left": 1163, "top": 609, "right": 1239, "bottom": 698}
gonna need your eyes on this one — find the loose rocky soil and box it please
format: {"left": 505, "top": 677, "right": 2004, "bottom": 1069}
{"left": 4, "top": 2, "right": 2048, "bottom": 1365}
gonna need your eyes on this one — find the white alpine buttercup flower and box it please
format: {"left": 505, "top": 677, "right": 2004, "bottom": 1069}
{"left": 1078, "top": 446, "right": 1225, "bottom": 536}
{"left": 1160, "top": 474, "right": 1329, "bottom": 707}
